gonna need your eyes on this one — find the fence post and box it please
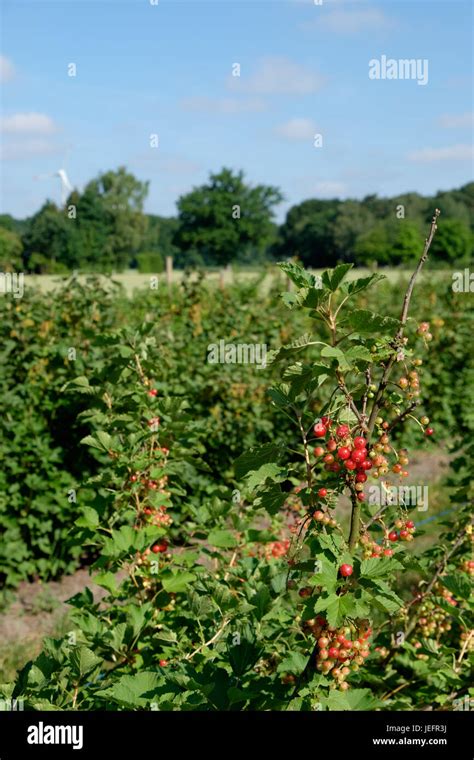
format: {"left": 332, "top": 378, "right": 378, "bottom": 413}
{"left": 166, "top": 256, "right": 173, "bottom": 291}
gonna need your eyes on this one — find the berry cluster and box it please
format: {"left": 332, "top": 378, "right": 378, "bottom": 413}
{"left": 413, "top": 588, "right": 456, "bottom": 641}
{"left": 360, "top": 532, "right": 394, "bottom": 558}
{"left": 313, "top": 420, "right": 370, "bottom": 500}
{"left": 369, "top": 429, "right": 410, "bottom": 480}
{"left": 461, "top": 559, "right": 474, "bottom": 576}
{"left": 417, "top": 321, "right": 433, "bottom": 342}
{"left": 387, "top": 518, "right": 416, "bottom": 543}
{"left": 459, "top": 630, "right": 474, "bottom": 651}
{"left": 302, "top": 616, "right": 372, "bottom": 690}
{"left": 266, "top": 539, "right": 290, "bottom": 559}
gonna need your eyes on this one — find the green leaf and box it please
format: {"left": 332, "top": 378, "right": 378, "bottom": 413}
{"left": 161, "top": 571, "right": 196, "bottom": 593}
{"left": 321, "top": 264, "right": 353, "bottom": 292}
{"left": 345, "top": 346, "right": 373, "bottom": 363}
{"left": 343, "top": 309, "right": 400, "bottom": 334}
{"left": 207, "top": 530, "right": 238, "bottom": 549}
{"left": 342, "top": 273, "right": 385, "bottom": 296}
{"left": 80, "top": 435, "right": 104, "bottom": 451}
{"left": 309, "top": 559, "right": 338, "bottom": 593}
{"left": 234, "top": 443, "right": 282, "bottom": 479}
{"left": 75, "top": 506, "right": 100, "bottom": 529}
{"left": 277, "top": 651, "right": 308, "bottom": 675}
{"left": 94, "top": 571, "right": 118, "bottom": 595}
{"left": 279, "top": 261, "right": 317, "bottom": 289}
{"left": 360, "top": 557, "right": 403, "bottom": 578}
{"left": 324, "top": 687, "right": 380, "bottom": 711}
{"left": 95, "top": 671, "right": 163, "bottom": 708}
{"left": 69, "top": 647, "right": 102, "bottom": 678}
{"left": 250, "top": 587, "right": 272, "bottom": 620}
{"left": 253, "top": 484, "right": 287, "bottom": 515}
{"left": 312, "top": 593, "right": 355, "bottom": 627}
{"left": 442, "top": 574, "right": 472, "bottom": 601}
{"left": 96, "top": 430, "right": 113, "bottom": 450}
{"left": 320, "top": 346, "right": 350, "bottom": 371}
{"left": 246, "top": 462, "right": 286, "bottom": 491}
{"left": 266, "top": 334, "right": 327, "bottom": 365}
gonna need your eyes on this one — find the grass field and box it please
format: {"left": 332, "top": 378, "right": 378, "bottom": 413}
{"left": 23, "top": 266, "right": 452, "bottom": 297}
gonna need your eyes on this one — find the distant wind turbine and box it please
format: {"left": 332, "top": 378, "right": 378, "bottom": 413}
{"left": 33, "top": 168, "right": 74, "bottom": 206}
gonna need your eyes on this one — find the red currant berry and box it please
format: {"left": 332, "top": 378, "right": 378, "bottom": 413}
{"left": 361, "top": 459, "right": 372, "bottom": 470}
{"left": 314, "top": 423, "right": 327, "bottom": 438}
{"left": 336, "top": 425, "right": 350, "bottom": 438}
{"left": 356, "top": 472, "right": 367, "bottom": 483}
{"left": 344, "top": 459, "right": 357, "bottom": 470}
{"left": 339, "top": 564, "right": 353, "bottom": 577}
{"left": 314, "top": 446, "right": 325, "bottom": 457}
{"left": 425, "top": 428, "right": 434, "bottom": 436}
{"left": 353, "top": 436, "right": 366, "bottom": 449}
{"left": 388, "top": 531, "right": 398, "bottom": 542}
{"left": 337, "top": 447, "right": 351, "bottom": 460}
{"left": 405, "top": 520, "right": 415, "bottom": 529}
{"left": 318, "top": 488, "right": 328, "bottom": 498}
{"left": 350, "top": 450, "right": 364, "bottom": 465}
{"left": 327, "top": 439, "right": 337, "bottom": 452}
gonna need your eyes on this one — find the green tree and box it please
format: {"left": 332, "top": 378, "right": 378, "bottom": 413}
{"left": 274, "top": 199, "right": 340, "bottom": 267}
{"left": 353, "top": 221, "right": 390, "bottom": 266}
{"left": 174, "top": 168, "right": 283, "bottom": 266}
{"left": 76, "top": 167, "right": 149, "bottom": 271}
{"left": 429, "top": 219, "right": 472, "bottom": 263}
{"left": 22, "top": 201, "right": 75, "bottom": 272}
{"left": 0, "top": 227, "right": 23, "bottom": 271}
{"left": 332, "top": 201, "right": 374, "bottom": 261}
{"left": 391, "top": 220, "right": 425, "bottom": 263}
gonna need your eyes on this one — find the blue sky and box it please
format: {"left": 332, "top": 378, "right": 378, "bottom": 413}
{"left": 1, "top": 0, "right": 473, "bottom": 221}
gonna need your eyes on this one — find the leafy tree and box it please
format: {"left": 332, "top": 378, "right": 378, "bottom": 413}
{"left": 0, "top": 227, "right": 23, "bottom": 271}
{"left": 391, "top": 220, "right": 425, "bottom": 263}
{"left": 22, "top": 201, "right": 75, "bottom": 272}
{"left": 353, "top": 221, "right": 391, "bottom": 266}
{"left": 174, "top": 168, "right": 283, "bottom": 266}
{"left": 76, "top": 167, "right": 149, "bottom": 271}
{"left": 429, "top": 219, "right": 472, "bottom": 263}
{"left": 275, "top": 199, "right": 340, "bottom": 267}
{"left": 332, "top": 201, "right": 375, "bottom": 261}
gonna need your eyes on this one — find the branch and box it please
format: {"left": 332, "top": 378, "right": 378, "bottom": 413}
{"left": 184, "top": 618, "right": 231, "bottom": 661}
{"left": 387, "top": 400, "right": 421, "bottom": 433}
{"left": 366, "top": 210, "right": 440, "bottom": 437}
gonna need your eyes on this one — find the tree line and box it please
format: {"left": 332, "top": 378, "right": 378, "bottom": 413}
{"left": 0, "top": 166, "right": 472, "bottom": 273}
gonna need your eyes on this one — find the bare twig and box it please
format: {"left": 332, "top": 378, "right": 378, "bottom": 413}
{"left": 184, "top": 619, "right": 231, "bottom": 661}
{"left": 366, "top": 210, "right": 440, "bottom": 437}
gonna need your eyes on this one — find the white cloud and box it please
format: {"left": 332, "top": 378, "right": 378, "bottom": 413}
{"left": 301, "top": 7, "right": 392, "bottom": 35}
{"left": 0, "top": 112, "right": 58, "bottom": 135}
{"left": 180, "top": 96, "right": 266, "bottom": 114}
{"left": 0, "top": 139, "right": 62, "bottom": 161}
{"left": 0, "top": 55, "right": 15, "bottom": 83}
{"left": 228, "top": 56, "right": 325, "bottom": 95}
{"left": 275, "top": 117, "right": 318, "bottom": 140}
{"left": 408, "top": 144, "right": 474, "bottom": 162}
{"left": 438, "top": 112, "right": 474, "bottom": 128}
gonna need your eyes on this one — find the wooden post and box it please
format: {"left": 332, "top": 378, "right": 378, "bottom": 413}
{"left": 225, "top": 262, "right": 232, "bottom": 284}
{"left": 166, "top": 256, "right": 173, "bottom": 291}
